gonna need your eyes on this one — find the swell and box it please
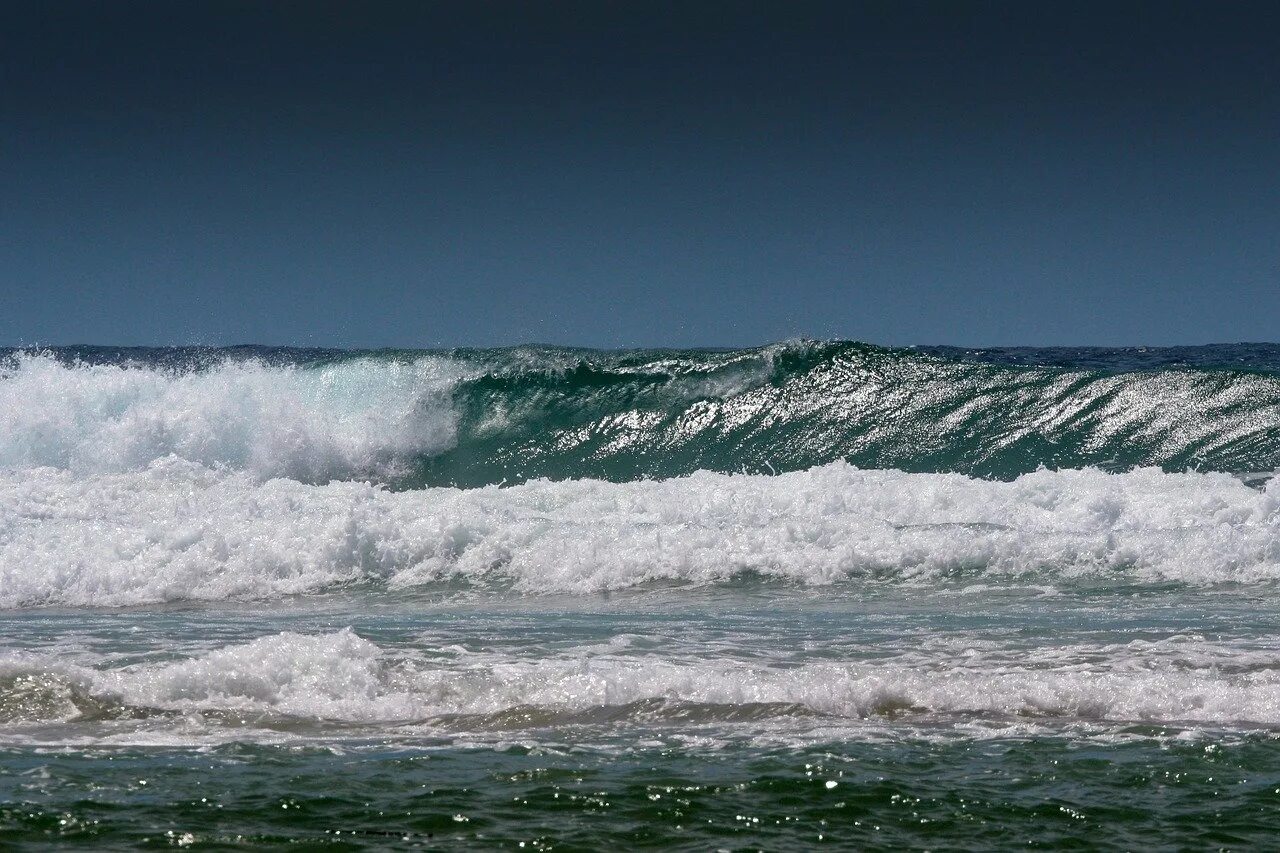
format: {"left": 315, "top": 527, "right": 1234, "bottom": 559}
{"left": 3, "top": 341, "right": 1280, "bottom": 486}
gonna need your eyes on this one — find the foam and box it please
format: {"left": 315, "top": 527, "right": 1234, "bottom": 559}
{"left": 1, "top": 461, "right": 1278, "bottom": 606}
{"left": 0, "top": 353, "right": 466, "bottom": 481}
{"left": 4, "top": 630, "right": 1280, "bottom": 730}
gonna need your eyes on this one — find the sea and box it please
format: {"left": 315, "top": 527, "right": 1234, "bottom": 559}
{"left": 2, "top": 340, "right": 1280, "bottom": 849}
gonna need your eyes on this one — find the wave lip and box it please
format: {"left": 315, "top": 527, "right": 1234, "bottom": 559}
{"left": 2, "top": 461, "right": 1278, "bottom": 607}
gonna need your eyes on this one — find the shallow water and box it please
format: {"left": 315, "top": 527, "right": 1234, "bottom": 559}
{"left": 5, "top": 585, "right": 1280, "bottom": 848}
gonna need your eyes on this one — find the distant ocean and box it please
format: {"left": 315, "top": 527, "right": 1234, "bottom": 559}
{"left": 3, "top": 341, "right": 1280, "bottom": 848}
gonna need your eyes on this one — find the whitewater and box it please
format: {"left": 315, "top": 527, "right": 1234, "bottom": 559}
{"left": 3, "top": 461, "right": 1280, "bottom": 607}
{"left": 3, "top": 342, "right": 1280, "bottom": 848}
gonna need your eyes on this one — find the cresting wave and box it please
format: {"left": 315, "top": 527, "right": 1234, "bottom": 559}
{"left": 3, "top": 341, "right": 1280, "bottom": 486}
{"left": 4, "top": 629, "right": 1280, "bottom": 732}
{"left": 0, "top": 351, "right": 466, "bottom": 482}
{"left": 2, "top": 461, "right": 1278, "bottom": 606}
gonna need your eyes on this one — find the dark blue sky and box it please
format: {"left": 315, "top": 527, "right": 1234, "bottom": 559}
{"left": 3, "top": 1, "right": 1278, "bottom": 347}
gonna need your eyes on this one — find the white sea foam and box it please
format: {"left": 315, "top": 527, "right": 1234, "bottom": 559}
{"left": 1, "top": 461, "right": 1278, "bottom": 607}
{"left": 4, "top": 629, "right": 1280, "bottom": 730}
{"left": 0, "top": 353, "right": 466, "bottom": 481}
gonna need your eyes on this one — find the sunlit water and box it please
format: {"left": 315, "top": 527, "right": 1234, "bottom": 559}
{"left": 3, "top": 343, "right": 1279, "bottom": 848}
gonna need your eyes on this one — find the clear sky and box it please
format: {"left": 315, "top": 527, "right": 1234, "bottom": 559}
{"left": 3, "top": 1, "right": 1278, "bottom": 348}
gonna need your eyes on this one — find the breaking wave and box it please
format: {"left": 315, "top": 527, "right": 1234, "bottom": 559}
{"left": 2, "top": 341, "right": 1279, "bottom": 486}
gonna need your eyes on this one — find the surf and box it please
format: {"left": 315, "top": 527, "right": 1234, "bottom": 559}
{"left": 3, "top": 461, "right": 1278, "bottom": 607}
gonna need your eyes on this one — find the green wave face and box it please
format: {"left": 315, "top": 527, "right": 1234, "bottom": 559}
{"left": 405, "top": 341, "right": 1280, "bottom": 487}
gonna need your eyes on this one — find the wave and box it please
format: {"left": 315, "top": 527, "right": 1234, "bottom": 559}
{"left": 3, "top": 461, "right": 1278, "bottom": 607}
{"left": 0, "top": 351, "right": 466, "bottom": 482}
{"left": 5, "top": 629, "right": 1280, "bottom": 731}
{"left": 3, "top": 342, "right": 1280, "bottom": 486}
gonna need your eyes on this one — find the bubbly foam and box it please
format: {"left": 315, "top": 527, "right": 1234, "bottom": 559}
{"left": 0, "top": 353, "right": 467, "bottom": 481}
{"left": 2, "top": 461, "right": 1278, "bottom": 607}
{"left": 4, "top": 629, "right": 1280, "bottom": 731}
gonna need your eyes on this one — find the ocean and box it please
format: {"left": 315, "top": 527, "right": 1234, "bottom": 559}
{"left": 2, "top": 341, "right": 1279, "bottom": 849}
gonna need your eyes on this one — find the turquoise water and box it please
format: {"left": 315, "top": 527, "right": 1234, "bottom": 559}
{"left": 2, "top": 343, "right": 1280, "bottom": 848}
